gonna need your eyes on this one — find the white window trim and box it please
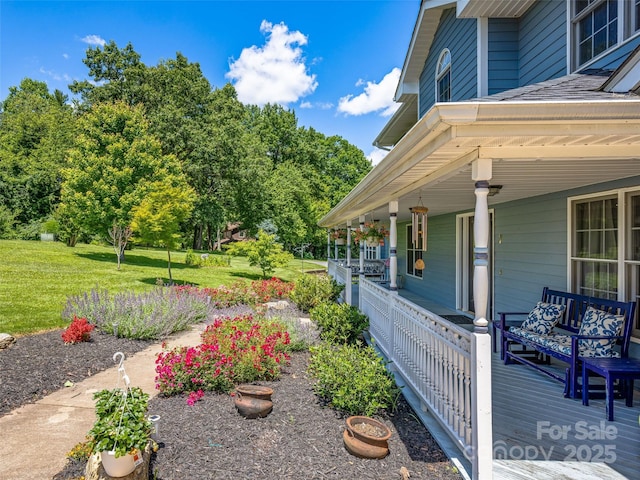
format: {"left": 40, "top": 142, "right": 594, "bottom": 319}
{"left": 435, "top": 48, "right": 451, "bottom": 103}
{"left": 406, "top": 224, "right": 424, "bottom": 280}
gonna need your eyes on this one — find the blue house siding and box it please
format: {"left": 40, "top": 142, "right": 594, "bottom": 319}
{"left": 488, "top": 19, "right": 519, "bottom": 95}
{"left": 519, "top": 0, "right": 567, "bottom": 85}
{"left": 399, "top": 214, "right": 457, "bottom": 307}
{"left": 419, "top": 8, "right": 477, "bottom": 118}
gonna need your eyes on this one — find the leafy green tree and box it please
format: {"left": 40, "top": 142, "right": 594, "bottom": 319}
{"left": 0, "top": 79, "right": 75, "bottom": 235}
{"left": 59, "top": 102, "right": 185, "bottom": 268}
{"left": 226, "top": 230, "right": 293, "bottom": 278}
{"left": 131, "top": 181, "right": 196, "bottom": 282}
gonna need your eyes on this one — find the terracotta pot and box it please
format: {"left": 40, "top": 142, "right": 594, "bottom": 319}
{"left": 100, "top": 450, "right": 138, "bottom": 477}
{"left": 234, "top": 384, "right": 273, "bottom": 418}
{"left": 343, "top": 416, "right": 391, "bottom": 459}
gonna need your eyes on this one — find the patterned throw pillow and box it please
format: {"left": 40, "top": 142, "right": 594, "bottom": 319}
{"left": 520, "top": 302, "right": 566, "bottom": 335}
{"left": 578, "top": 306, "right": 625, "bottom": 357}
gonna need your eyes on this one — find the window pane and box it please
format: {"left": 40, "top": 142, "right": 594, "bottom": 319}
{"left": 590, "top": 200, "right": 603, "bottom": 229}
{"left": 604, "top": 198, "right": 618, "bottom": 228}
{"left": 589, "top": 231, "right": 603, "bottom": 257}
{"left": 604, "top": 230, "right": 617, "bottom": 259}
{"left": 631, "top": 231, "right": 640, "bottom": 261}
{"left": 593, "top": 2, "right": 607, "bottom": 30}
{"left": 576, "top": 231, "right": 589, "bottom": 257}
{"left": 580, "top": 16, "right": 593, "bottom": 41}
{"left": 576, "top": 203, "right": 588, "bottom": 229}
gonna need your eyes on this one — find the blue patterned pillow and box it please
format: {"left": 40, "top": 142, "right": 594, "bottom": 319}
{"left": 520, "top": 302, "right": 566, "bottom": 335}
{"left": 578, "top": 307, "right": 625, "bottom": 356}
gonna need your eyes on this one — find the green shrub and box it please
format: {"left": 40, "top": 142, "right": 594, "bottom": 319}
{"left": 185, "top": 249, "right": 231, "bottom": 267}
{"left": 308, "top": 342, "right": 400, "bottom": 416}
{"left": 290, "top": 274, "right": 343, "bottom": 312}
{"left": 310, "top": 302, "right": 368, "bottom": 345}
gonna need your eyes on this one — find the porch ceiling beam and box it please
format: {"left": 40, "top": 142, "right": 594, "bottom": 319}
{"left": 478, "top": 144, "right": 640, "bottom": 160}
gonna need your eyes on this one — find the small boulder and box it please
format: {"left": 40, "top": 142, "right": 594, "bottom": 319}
{"left": 0, "top": 333, "right": 16, "bottom": 349}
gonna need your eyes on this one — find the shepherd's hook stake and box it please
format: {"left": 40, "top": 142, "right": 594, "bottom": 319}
{"left": 113, "top": 351, "right": 130, "bottom": 386}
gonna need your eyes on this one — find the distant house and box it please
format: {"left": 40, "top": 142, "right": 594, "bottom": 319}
{"left": 322, "top": 1, "right": 640, "bottom": 478}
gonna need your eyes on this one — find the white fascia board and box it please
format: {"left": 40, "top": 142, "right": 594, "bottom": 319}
{"left": 395, "top": 1, "right": 454, "bottom": 101}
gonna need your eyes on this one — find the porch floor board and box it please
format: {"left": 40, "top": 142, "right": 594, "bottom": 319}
{"left": 491, "top": 348, "right": 640, "bottom": 479}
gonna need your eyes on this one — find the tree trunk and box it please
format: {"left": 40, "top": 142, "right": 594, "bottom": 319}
{"left": 216, "top": 227, "right": 221, "bottom": 251}
{"left": 206, "top": 224, "right": 214, "bottom": 251}
{"left": 167, "top": 248, "right": 173, "bottom": 284}
{"left": 192, "top": 224, "right": 203, "bottom": 250}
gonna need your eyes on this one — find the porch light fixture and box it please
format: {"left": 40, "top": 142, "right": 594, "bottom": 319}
{"left": 415, "top": 258, "right": 425, "bottom": 270}
{"left": 410, "top": 195, "right": 428, "bottom": 251}
{"left": 488, "top": 185, "right": 503, "bottom": 197}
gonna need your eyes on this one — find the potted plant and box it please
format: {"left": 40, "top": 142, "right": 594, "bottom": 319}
{"left": 354, "top": 222, "right": 388, "bottom": 245}
{"left": 331, "top": 228, "right": 348, "bottom": 245}
{"left": 88, "top": 387, "right": 152, "bottom": 477}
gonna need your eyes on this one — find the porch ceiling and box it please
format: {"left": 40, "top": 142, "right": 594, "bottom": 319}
{"left": 319, "top": 100, "right": 640, "bottom": 227}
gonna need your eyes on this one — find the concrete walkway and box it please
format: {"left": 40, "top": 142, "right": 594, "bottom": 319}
{"left": 0, "top": 326, "right": 204, "bottom": 480}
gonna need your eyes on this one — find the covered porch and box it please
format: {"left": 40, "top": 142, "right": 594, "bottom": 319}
{"left": 349, "top": 277, "right": 640, "bottom": 479}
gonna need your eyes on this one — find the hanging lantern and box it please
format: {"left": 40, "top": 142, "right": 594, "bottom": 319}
{"left": 410, "top": 198, "right": 428, "bottom": 251}
{"left": 415, "top": 258, "right": 425, "bottom": 270}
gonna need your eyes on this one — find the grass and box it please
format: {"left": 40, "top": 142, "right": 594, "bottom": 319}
{"left": 0, "top": 240, "right": 325, "bottom": 335}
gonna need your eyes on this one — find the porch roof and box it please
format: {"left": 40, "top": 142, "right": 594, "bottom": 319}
{"left": 320, "top": 73, "right": 640, "bottom": 227}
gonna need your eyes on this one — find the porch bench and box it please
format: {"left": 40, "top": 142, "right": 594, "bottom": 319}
{"left": 499, "top": 288, "right": 636, "bottom": 399}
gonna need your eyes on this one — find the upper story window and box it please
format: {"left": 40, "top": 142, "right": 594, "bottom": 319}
{"left": 435, "top": 49, "right": 451, "bottom": 103}
{"left": 572, "top": 0, "right": 640, "bottom": 69}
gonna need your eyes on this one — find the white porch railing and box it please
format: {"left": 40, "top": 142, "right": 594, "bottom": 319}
{"left": 359, "top": 278, "right": 473, "bottom": 453}
{"left": 332, "top": 261, "right": 352, "bottom": 305}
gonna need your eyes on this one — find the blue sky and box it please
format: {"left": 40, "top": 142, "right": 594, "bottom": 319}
{"left": 1, "top": 0, "right": 418, "bottom": 163}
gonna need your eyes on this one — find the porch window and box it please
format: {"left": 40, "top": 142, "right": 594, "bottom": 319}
{"left": 435, "top": 49, "right": 451, "bottom": 103}
{"left": 406, "top": 224, "right": 424, "bottom": 278}
{"left": 570, "top": 190, "right": 640, "bottom": 335}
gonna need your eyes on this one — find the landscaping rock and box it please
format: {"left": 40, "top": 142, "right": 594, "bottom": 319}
{"left": 84, "top": 443, "right": 151, "bottom": 480}
{"left": 0, "top": 333, "right": 15, "bottom": 349}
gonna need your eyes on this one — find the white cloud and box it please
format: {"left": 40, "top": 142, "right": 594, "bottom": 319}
{"left": 62, "top": 53, "right": 69, "bottom": 60}
{"left": 337, "top": 67, "right": 401, "bottom": 117}
{"left": 81, "top": 35, "right": 106, "bottom": 46}
{"left": 367, "top": 147, "right": 389, "bottom": 166}
{"left": 300, "top": 101, "right": 333, "bottom": 110}
{"left": 39, "top": 67, "right": 71, "bottom": 82}
{"left": 226, "top": 20, "right": 318, "bottom": 106}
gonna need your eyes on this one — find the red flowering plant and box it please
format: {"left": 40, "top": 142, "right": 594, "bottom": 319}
{"left": 172, "top": 278, "right": 293, "bottom": 308}
{"left": 155, "top": 314, "right": 291, "bottom": 401}
{"left": 61, "top": 316, "right": 95, "bottom": 344}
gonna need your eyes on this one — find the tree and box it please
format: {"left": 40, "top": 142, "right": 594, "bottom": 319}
{"left": 226, "top": 230, "right": 293, "bottom": 278}
{"left": 58, "top": 102, "right": 186, "bottom": 268}
{"left": 0, "top": 79, "right": 75, "bottom": 235}
{"left": 131, "top": 181, "right": 195, "bottom": 283}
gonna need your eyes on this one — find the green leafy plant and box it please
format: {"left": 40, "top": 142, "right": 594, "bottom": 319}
{"left": 289, "top": 274, "right": 343, "bottom": 312}
{"left": 310, "top": 302, "right": 368, "bottom": 345}
{"left": 308, "top": 342, "right": 400, "bottom": 416}
{"left": 88, "top": 387, "right": 152, "bottom": 458}
{"left": 226, "top": 230, "right": 294, "bottom": 278}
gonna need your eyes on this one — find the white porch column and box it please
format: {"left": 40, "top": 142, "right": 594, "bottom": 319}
{"left": 334, "top": 240, "right": 338, "bottom": 260}
{"left": 359, "top": 215, "right": 365, "bottom": 275}
{"left": 389, "top": 201, "right": 398, "bottom": 290}
{"left": 346, "top": 221, "right": 352, "bottom": 267}
{"left": 326, "top": 229, "right": 331, "bottom": 262}
{"left": 471, "top": 158, "right": 493, "bottom": 480}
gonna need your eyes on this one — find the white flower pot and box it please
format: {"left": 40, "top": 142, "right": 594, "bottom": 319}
{"left": 100, "top": 450, "right": 137, "bottom": 477}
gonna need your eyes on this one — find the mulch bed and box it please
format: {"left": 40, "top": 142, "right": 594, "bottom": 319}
{"left": 2, "top": 307, "right": 464, "bottom": 480}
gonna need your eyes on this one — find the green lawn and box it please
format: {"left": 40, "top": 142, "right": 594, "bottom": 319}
{"left": 0, "top": 240, "right": 324, "bottom": 335}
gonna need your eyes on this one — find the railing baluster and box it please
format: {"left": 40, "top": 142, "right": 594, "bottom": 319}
{"left": 359, "top": 278, "right": 473, "bottom": 455}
